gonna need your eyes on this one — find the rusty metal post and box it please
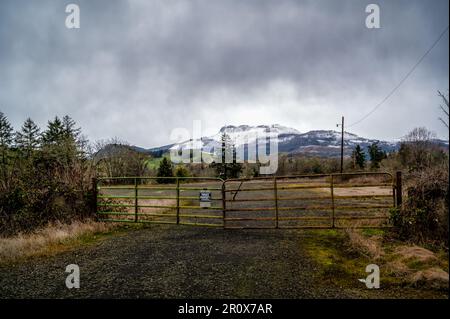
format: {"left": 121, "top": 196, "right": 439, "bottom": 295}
{"left": 176, "top": 178, "right": 180, "bottom": 224}
{"left": 392, "top": 184, "right": 396, "bottom": 208}
{"left": 396, "top": 171, "right": 402, "bottom": 207}
{"left": 274, "top": 176, "right": 279, "bottom": 229}
{"left": 134, "top": 177, "right": 138, "bottom": 222}
{"left": 222, "top": 182, "right": 226, "bottom": 228}
{"left": 92, "top": 177, "right": 98, "bottom": 215}
{"left": 330, "top": 174, "right": 335, "bottom": 228}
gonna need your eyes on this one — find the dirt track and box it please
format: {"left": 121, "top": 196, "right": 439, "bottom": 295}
{"left": 0, "top": 225, "right": 441, "bottom": 298}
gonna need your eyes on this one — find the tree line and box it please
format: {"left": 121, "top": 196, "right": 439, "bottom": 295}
{"left": 0, "top": 112, "right": 93, "bottom": 235}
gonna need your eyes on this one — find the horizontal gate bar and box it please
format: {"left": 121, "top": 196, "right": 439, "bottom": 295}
{"left": 224, "top": 205, "right": 392, "bottom": 212}
{"left": 333, "top": 205, "right": 392, "bottom": 210}
{"left": 97, "top": 212, "right": 175, "bottom": 217}
{"left": 179, "top": 222, "right": 222, "bottom": 227}
{"left": 223, "top": 216, "right": 389, "bottom": 221}
{"left": 98, "top": 218, "right": 176, "bottom": 225}
{"left": 179, "top": 187, "right": 222, "bottom": 191}
{"left": 225, "top": 207, "right": 275, "bottom": 211}
{"left": 98, "top": 196, "right": 222, "bottom": 201}
{"left": 225, "top": 196, "right": 332, "bottom": 202}
{"left": 133, "top": 186, "right": 177, "bottom": 190}
{"left": 225, "top": 216, "right": 332, "bottom": 221}
{"left": 333, "top": 195, "right": 392, "bottom": 199}
{"left": 224, "top": 185, "right": 330, "bottom": 192}
{"left": 333, "top": 216, "right": 389, "bottom": 219}
{"left": 98, "top": 203, "right": 135, "bottom": 207}
{"left": 100, "top": 195, "right": 222, "bottom": 201}
{"left": 277, "top": 225, "right": 393, "bottom": 229}
{"left": 224, "top": 183, "right": 393, "bottom": 193}
{"left": 225, "top": 217, "right": 276, "bottom": 221}
{"left": 135, "top": 204, "right": 177, "bottom": 209}
{"left": 224, "top": 206, "right": 332, "bottom": 211}
{"left": 179, "top": 214, "right": 223, "bottom": 219}
{"left": 98, "top": 186, "right": 135, "bottom": 190}
{"left": 224, "top": 194, "right": 392, "bottom": 202}
{"left": 331, "top": 183, "right": 393, "bottom": 188}
{"left": 99, "top": 186, "right": 222, "bottom": 191}
{"left": 179, "top": 205, "right": 223, "bottom": 210}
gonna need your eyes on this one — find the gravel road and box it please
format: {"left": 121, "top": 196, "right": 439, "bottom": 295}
{"left": 0, "top": 225, "right": 435, "bottom": 299}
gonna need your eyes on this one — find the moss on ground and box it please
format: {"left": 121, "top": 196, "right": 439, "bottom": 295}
{"left": 301, "top": 228, "right": 449, "bottom": 296}
{"left": 301, "top": 229, "right": 371, "bottom": 288}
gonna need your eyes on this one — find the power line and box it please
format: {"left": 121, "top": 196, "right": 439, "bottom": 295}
{"left": 347, "top": 25, "right": 449, "bottom": 128}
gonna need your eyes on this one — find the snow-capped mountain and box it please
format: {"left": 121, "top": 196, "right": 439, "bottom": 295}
{"left": 145, "top": 124, "right": 400, "bottom": 158}
{"left": 173, "top": 124, "right": 301, "bottom": 153}
{"left": 276, "top": 130, "right": 398, "bottom": 157}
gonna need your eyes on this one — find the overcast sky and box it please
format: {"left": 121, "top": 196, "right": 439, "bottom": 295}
{"left": 0, "top": 0, "right": 448, "bottom": 148}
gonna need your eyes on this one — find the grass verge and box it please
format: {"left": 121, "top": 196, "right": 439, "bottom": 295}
{"left": 0, "top": 219, "right": 143, "bottom": 265}
{"left": 301, "top": 228, "right": 449, "bottom": 296}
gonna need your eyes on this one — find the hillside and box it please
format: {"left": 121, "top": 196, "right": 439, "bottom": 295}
{"left": 143, "top": 125, "right": 400, "bottom": 158}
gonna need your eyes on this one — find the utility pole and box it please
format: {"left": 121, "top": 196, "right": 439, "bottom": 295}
{"left": 337, "top": 116, "right": 344, "bottom": 173}
{"left": 222, "top": 133, "right": 227, "bottom": 179}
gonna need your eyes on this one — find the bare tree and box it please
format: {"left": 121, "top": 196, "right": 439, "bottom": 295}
{"left": 438, "top": 90, "right": 449, "bottom": 129}
{"left": 400, "top": 127, "right": 442, "bottom": 171}
{"left": 93, "top": 138, "right": 149, "bottom": 178}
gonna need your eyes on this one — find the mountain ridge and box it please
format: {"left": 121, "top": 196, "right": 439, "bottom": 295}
{"left": 136, "top": 124, "right": 447, "bottom": 158}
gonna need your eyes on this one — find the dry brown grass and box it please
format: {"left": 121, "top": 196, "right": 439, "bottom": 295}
{"left": 345, "top": 227, "right": 384, "bottom": 259}
{"left": 345, "top": 226, "right": 448, "bottom": 289}
{"left": 0, "top": 220, "right": 117, "bottom": 264}
{"left": 393, "top": 245, "right": 438, "bottom": 263}
{"left": 410, "top": 268, "right": 449, "bottom": 289}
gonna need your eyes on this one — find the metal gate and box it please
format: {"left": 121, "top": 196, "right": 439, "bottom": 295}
{"left": 95, "top": 177, "right": 224, "bottom": 227}
{"left": 223, "top": 172, "right": 398, "bottom": 229}
{"left": 94, "top": 172, "right": 401, "bottom": 229}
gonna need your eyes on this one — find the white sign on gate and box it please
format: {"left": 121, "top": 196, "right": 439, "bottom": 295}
{"left": 199, "top": 189, "right": 211, "bottom": 208}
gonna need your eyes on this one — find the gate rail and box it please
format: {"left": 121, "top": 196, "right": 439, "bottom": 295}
{"left": 94, "top": 172, "right": 403, "bottom": 229}
{"left": 223, "top": 172, "right": 398, "bottom": 229}
{"left": 95, "top": 176, "right": 224, "bottom": 227}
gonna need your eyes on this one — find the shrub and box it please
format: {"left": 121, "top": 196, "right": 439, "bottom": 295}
{"left": 390, "top": 165, "right": 449, "bottom": 247}
{"left": 156, "top": 157, "right": 174, "bottom": 183}
{"left": 174, "top": 165, "right": 190, "bottom": 180}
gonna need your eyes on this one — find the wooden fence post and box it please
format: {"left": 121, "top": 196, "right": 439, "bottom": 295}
{"left": 176, "top": 178, "right": 180, "bottom": 225}
{"left": 134, "top": 177, "right": 138, "bottom": 222}
{"left": 396, "top": 171, "right": 402, "bottom": 207}
{"left": 274, "top": 176, "right": 279, "bottom": 229}
{"left": 222, "top": 182, "right": 226, "bottom": 229}
{"left": 330, "top": 174, "right": 335, "bottom": 228}
{"left": 92, "top": 177, "right": 98, "bottom": 215}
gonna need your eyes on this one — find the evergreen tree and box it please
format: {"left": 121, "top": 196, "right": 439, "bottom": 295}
{"left": 62, "top": 115, "right": 81, "bottom": 140}
{"left": 0, "top": 111, "right": 13, "bottom": 148}
{"left": 15, "top": 118, "right": 41, "bottom": 154}
{"left": 211, "top": 133, "right": 242, "bottom": 179}
{"left": 157, "top": 157, "right": 174, "bottom": 183}
{"left": 352, "top": 145, "right": 366, "bottom": 169}
{"left": 42, "top": 116, "right": 65, "bottom": 144}
{"left": 0, "top": 111, "right": 14, "bottom": 185}
{"left": 368, "top": 142, "right": 386, "bottom": 169}
{"left": 41, "top": 116, "right": 84, "bottom": 165}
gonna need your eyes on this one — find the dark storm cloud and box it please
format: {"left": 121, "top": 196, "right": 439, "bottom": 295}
{"left": 0, "top": 0, "right": 448, "bottom": 147}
